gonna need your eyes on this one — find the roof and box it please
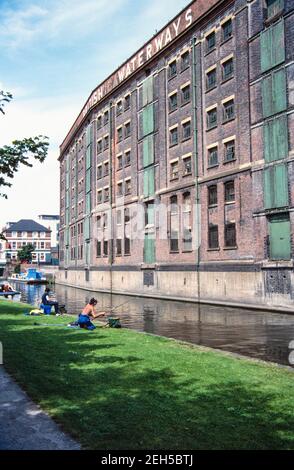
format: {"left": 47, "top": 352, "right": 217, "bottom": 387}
{"left": 6, "top": 219, "right": 51, "bottom": 233}
{"left": 59, "top": 0, "right": 222, "bottom": 156}
{"left": 38, "top": 215, "right": 59, "bottom": 219}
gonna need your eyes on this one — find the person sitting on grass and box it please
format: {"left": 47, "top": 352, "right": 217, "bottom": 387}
{"left": 78, "top": 298, "right": 105, "bottom": 330}
{"left": 41, "top": 287, "right": 59, "bottom": 314}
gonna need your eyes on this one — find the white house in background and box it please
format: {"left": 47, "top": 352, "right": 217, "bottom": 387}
{"left": 3, "top": 219, "right": 51, "bottom": 264}
{"left": 38, "top": 215, "right": 60, "bottom": 248}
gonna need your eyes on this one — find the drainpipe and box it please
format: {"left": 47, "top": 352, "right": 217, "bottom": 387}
{"left": 191, "top": 36, "right": 201, "bottom": 302}
{"left": 109, "top": 100, "right": 114, "bottom": 305}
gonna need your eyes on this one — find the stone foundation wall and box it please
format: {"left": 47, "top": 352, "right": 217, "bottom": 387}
{"left": 55, "top": 266, "right": 294, "bottom": 312}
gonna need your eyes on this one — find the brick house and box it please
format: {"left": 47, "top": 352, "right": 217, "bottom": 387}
{"left": 3, "top": 220, "right": 52, "bottom": 264}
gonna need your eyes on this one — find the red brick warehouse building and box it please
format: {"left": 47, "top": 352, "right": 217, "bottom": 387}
{"left": 57, "top": 0, "right": 294, "bottom": 311}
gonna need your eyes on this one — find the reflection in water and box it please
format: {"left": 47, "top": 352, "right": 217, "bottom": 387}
{"left": 6, "top": 280, "right": 294, "bottom": 366}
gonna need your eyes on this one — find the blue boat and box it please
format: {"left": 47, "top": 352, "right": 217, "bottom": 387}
{"left": 8, "top": 269, "right": 48, "bottom": 285}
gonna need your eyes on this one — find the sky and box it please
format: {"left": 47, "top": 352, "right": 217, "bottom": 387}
{"left": 0, "top": 0, "right": 190, "bottom": 229}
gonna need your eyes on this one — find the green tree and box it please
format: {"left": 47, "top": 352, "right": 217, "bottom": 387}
{"left": 17, "top": 244, "right": 35, "bottom": 263}
{"left": 0, "top": 90, "right": 49, "bottom": 199}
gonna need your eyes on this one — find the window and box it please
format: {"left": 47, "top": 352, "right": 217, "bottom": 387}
{"left": 222, "top": 19, "right": 233, "bottom": 42}
{"left": 124, "top": 207, "right": 131, "bottom": 255}
{"left": 125, "top": 122, "right": 131, "bottom": 138}
{"left": 266, "top": 0, "right": 284, "bottom": 20}
{"left": 125, "top": 179, "right": 131, "bottom": 195}
{"left": 117, "top": 210, "right": 122, "bottom": 225}
{"left": 206, "top": 69, "right": 217, "bottom": 91}
{"left": 182, "top": 193, "right": 192, "bottom": 251}
{"left": 207, "top": 108, "right": 217, "bottom": 130}
{"left": 104, "top": 187, "right": 109, "bottom": 202}
{"left": 169, "top": 196, "right": 179, "bottom": 252}
{"left": 208, "top": 147, "right": 218, "bottom": 167}
{"left": 97, "top": 165, "right": 103, "bottom": 179}
{"left": 117, "top": 127, "right": 123, "bottom": 142}
{"left": 104, "top": 135, "right": 109, "bottom": 150}
{"left": 97, "top": 115, "right": 102, "bottom": 129}
{"left": 223, "top": 99, "right": 235, "bottom": 123}
{"left": 206, "top": 31, "right": 216, "bottom": 52}
{"left": 117, "top": 182, "right": 123, "bottom": 197}
{"left": 104, "top": 111, "right": 109, "bottom": 125}
{"left": 183, "top": 156, "right": 192, "bottom": 176}
{"left": 225, "top": 223, "right": 237, "bottom": 247}
{"left": 103, "top": 240, "right": 108, "bottom": 256}
{"left": 170, "top": 127, "right": 178, "bottom": 146}
{"left": 104, "top": 161, "right": 109, "bottom": 176}
{"left": 116, "top": 239, "right": 122, "bottom": 256}
{"left": 96, "top": 240, "right": 101, "bottom": 257}
{"left": 116, "top": 101, "right": 123, "bottom": 115}
{"left": 124, "top": 237, "right": 131, "bottom": 255}
{"left": 181, "top": 85, "right": 191, "bottom": 105}
{"left": 125, "top": 207, "right": 131, "bottom": 223}
{"left": 209, "top": 225, "right": 219, "bottom": 249}
{"left": 224, "top": 140, "right": 235, "bottom": 162}
{"left": 168, "top": 60, "right": 177, "bottom": 79}
{"left": 169, "top": 93, "right": 178, "bottom": 112}
{"left": 208, "top": 185, "right": 217, "bottom": 207}
{"left": 97, "top": 191, "right": 102, "bottom": 204}
{"left": 170, "top": 161, "right": 179, "bottom": 180}
{"left": 125, "top": 151, "right": 131, "bottom": 166}
{"left": 117, "top": 155, "right": 123, "bottom": 170}
{"left": 225, "top": 181, "right": 235, "bottom": 202}
{"left": 125, "top": 94, "right": 131, "bottom": 110}
{"left": 222, "top": 58, "right": 234, "bottom": 81}
{"left": 97, "top": 139, "right": 103, "bottom": 153}
{"left": 182, "top": 121, "right": 191, "bottom": 141}
{"left": 181, "top": 51, "right": 190, "bottom": 71}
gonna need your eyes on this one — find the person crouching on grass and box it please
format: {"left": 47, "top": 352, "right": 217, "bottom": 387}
{"left": 78, "top": 298, "right": 105, "bottom": 330}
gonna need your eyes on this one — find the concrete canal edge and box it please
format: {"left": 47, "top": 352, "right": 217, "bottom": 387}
{"left": 55, "top": 281, "right": 294, "bottom": 315}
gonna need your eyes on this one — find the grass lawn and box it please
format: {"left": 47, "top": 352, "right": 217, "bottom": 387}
{"left": 0, "top": 299, "right": 294, "bottom": 450}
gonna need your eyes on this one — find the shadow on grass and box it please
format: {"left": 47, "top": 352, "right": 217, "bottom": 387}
{"left": 0, "top": 316, "right": 294, "bottom": 450}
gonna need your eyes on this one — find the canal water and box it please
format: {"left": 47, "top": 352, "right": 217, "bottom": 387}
{"left": 5, "top": 280, "right": 294, "bottom": 367}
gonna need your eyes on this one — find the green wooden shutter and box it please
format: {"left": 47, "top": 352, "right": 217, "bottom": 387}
{"left": 274, "top": 163, "right": 288, "bottom": 208}
{"left": 264, "top": 163, "right": 288, "bottom": 209}
{"left": 85, "top": 193, "right": 91, "bottom": 214}
{"left": 262, "top": 75, "right": 273, "bottom": 118}
{"left": 142, "top": 76, "right": 154, "bottom": 107}
{"left": 272, "top": 20, "right": 285, "bottom": 67}
{"left": 264, "top": 167, "right": 274, "bottom": 209}
{"left": 260, "top": 28, "right": 272, "bottom": 73}
{"left": 260, "top": 20, "right": 285, "bottom": 73}
{"left": 143, "top": 135, "right": 154, "bottom": 167}
{"left": 273, "top": 115, "right": 288, "bottom": 160}
{"left": 84, "top": 217, "right": 90, "bottom": 240}
{"left": 262, "top": 69, "right": 287, "bottom": 118}
{"left": 147, "top": 204, "right": 155, "bottom": 225}
{"left": 86, "top": 169, "right": 91, "bottom": 194}
{"left": 142, "top": 104, "right": 154, "bottom": 137}
{"left": 264, "top": 115, "right": 288, "bottom": 162}
{"left": 86, "top": 146, "right": 92, "bottom": 170}
{"left": 144, "top": 234, "right": 155, "bottom": 264}
{"left": 86, "top": 124, "right": 92, "bottom": 147}
{"left": 273, "top": 68, "right": 287, "bottom": 115}
{"left": 143, "top": 167, "right": 155, "bottom": 198}
{"left": 267, "top": 0, "right": 284, "bottom": 20}
{"left": 269, "top": 213, "right": 291, "bottom": 260}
